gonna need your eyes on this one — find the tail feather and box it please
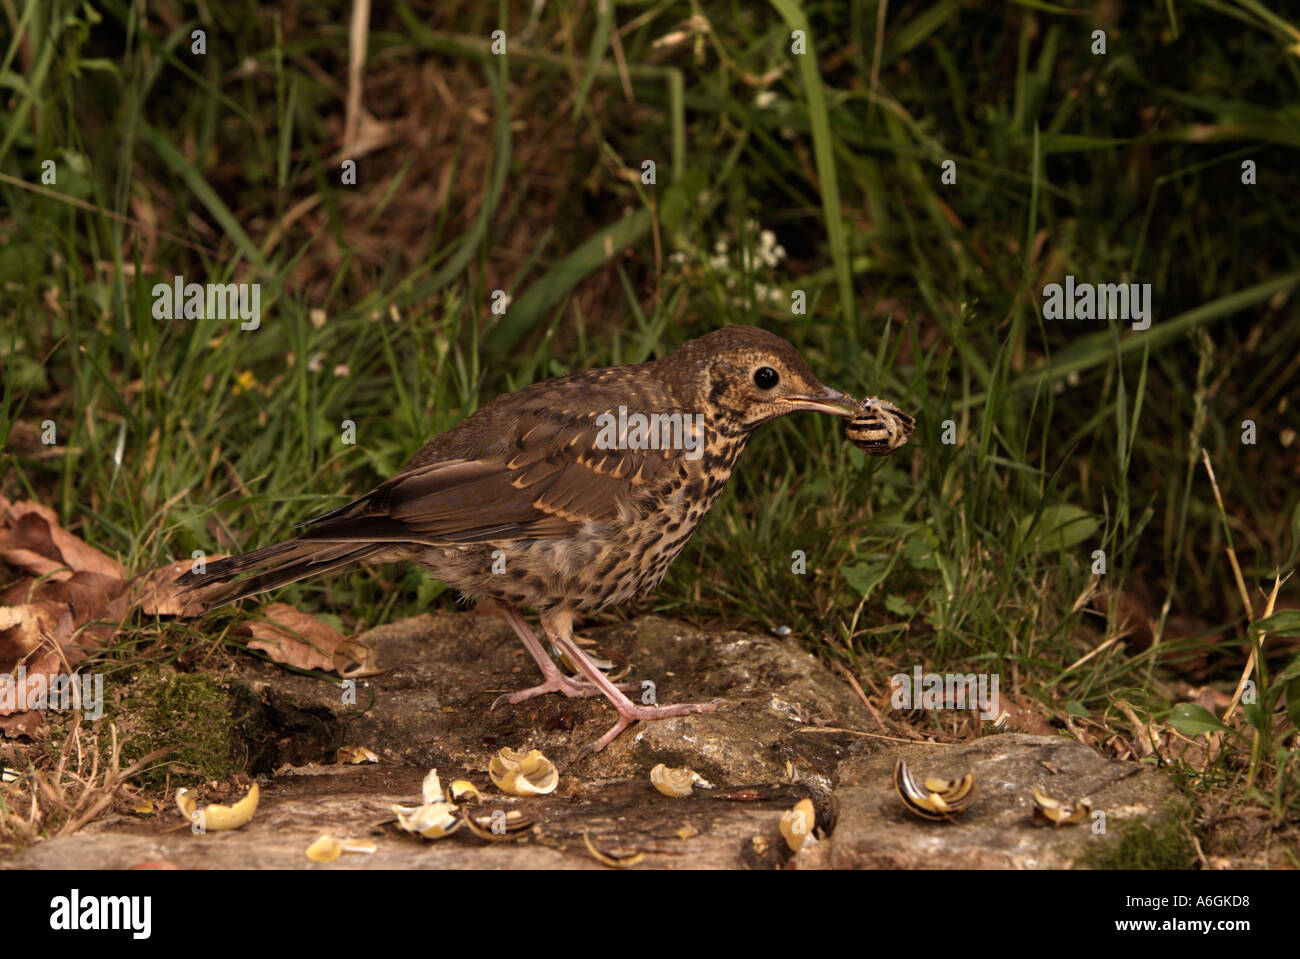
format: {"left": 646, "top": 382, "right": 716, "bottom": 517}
{"left": 174, "top": 538, "right": 392, "bottom": 611}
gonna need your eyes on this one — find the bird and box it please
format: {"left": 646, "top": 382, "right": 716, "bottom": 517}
{"left": 176, "top": 325, "right": 899, "bottom": 754}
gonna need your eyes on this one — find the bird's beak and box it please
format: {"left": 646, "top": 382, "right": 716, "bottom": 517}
{"left": 779, "top": 386, "right": 859, "bottom": 417}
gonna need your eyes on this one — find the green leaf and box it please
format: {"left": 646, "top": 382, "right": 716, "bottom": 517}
{"left": 1065, "top": 700, "right": 1091, "bottom": 717}
{"left": 1256, "top": 610, "right": 1300, "bottom": 637}
{"left": 1166, "top": 703, "right": 1228, "bottom": 737}
{"left": 842, "top": 563, "right": 889, "bottom": 599}
{"left": 901, "top": 532, "right": 938, "bottom": 570}
{"left": 1017, "top": 504, "right": 1100, "bottom": 553}
{"left": 1287, "top": 678, "right": 1300, "bottom": 728}
{"left": 1242, "top": 700, "right": 1269, "bottom": 733}
{"left": 885, "top": 594, "right": 915, "bottom": 617}
{"left": 1275, "top": 654, "right": 1300, "bottom": 684}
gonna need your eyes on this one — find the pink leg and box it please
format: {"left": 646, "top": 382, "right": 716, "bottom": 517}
{"left": 548, "top": 625, "right": 722, "bottom": 756}
{"left": 491, "top": 605, "right": 636, "bottom": 709}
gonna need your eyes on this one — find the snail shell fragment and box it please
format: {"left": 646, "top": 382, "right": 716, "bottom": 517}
{"left": 447, "top": 779, "right": 483, "bottom": 804}
{"left": 649, "top": 763, "right": 715, "bottom": 797}
{"left": 306, "top": 835, "right": 378, "bottom": 862}
{"left": 844, "top": 396, "right": 915, "bottom": 456}
{"left": 1031, "top": 786, "right": 1092, "bottom": 826}
{"left": 391, "top": 767, "right": 464, "bottom": 840}
{"left": 393, "top": 801, "right": 462, "bottom": 839}
{"left": 893, "top": 759, "right": 976, "bottom": 820}
{"left": 488, "top": 748, "right": 559, "bottom": 796}
{"left": 779, "top": 798, "right": 818, "bottom": 852}
{"left": 175, "top": 783, "right": 260, "bottom": 831}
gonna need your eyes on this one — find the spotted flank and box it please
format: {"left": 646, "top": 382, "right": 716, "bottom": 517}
{"left": 844, "top": 396, "right": 915, "bottom": 456}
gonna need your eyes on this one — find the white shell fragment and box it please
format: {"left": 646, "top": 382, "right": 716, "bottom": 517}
{"left": 488, "top": 748, "right": 559, "bottom": 796}
{"left": 420, "top": 768, "right": 444, "bottom": 806}
{"left": 394, "top": 801, "right": 462, "bottom": 839}
{"left": 649, "top": 763, "right": 714, "bottom": 797}
{"left": 779, "top": 798, "right": 817, "bottom": 851}
{"left": 1031, "top": 786, "right": 1092, "bottom": 826}
{"left": 306, "top": 835, "right": 377, "bottom": 862}
{"left": 392, "top": 767, "right": 465, "bottom": 841}
{"left": 893, "top": 759, "right": 976, "bottom": 820}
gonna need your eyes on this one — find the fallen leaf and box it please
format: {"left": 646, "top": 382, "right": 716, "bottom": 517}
{"left": 242, "top": 603, "right": 344, "bottom": 672}
{"left": 0, "top": 601, "right": 75, "bottom": 674}
{"left": 0, "top": 500, "right": 127, "bottom": 581}
{"left": 0, "top": 710, "right": 41, "bottom": 737}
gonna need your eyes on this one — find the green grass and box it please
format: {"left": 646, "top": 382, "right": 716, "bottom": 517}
{"left": 2, "top": 0, "right": 1299, "bottom": 861}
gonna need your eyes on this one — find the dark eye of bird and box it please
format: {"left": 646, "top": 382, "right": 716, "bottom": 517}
{"left": 753, "top": 366, "right": 779, "bottom": 390}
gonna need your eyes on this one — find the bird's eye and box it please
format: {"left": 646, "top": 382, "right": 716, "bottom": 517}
{"left": 753, "top": 366, "right": 780, "bottom": 390}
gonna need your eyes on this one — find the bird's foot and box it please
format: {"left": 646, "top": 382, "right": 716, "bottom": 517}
{"left": 491, "top": 674, "right": 640, "bottom": 710}
{"left": 578, "top": 699, "right": 725, "bottom": 757}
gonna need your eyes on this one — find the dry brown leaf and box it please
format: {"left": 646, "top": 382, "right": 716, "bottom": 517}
{"left": 0, "top": 601, "right": 75, "bottom": 675}
{"left": 0, "top": 502, "right": 136, "bottom": 736}
{"left": 242, "top": 603, "right": 344, "bottom": 672}
{"left": 0, "top": 500, "right": 127, "bottom": 581}
{"left": 0, "top": 710, "right": 42, "bottom": 737}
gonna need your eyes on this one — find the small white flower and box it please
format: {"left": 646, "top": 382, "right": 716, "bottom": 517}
{"left": 307, "top": 352, "right": 325, "bottom": 373}
{"left": 755, "top": 90, "right": 778, "bottom": 109}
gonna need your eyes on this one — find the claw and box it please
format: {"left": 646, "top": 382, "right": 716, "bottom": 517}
{"left": 576, "top": 699, "right": 723, "bottom": 757}
{"left": 491, "top": 674, "right": 639, "bottom": 710}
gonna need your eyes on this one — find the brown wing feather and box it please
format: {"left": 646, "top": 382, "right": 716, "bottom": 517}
{"left": 298, "top": 406, "right": 686, "bottom": 546}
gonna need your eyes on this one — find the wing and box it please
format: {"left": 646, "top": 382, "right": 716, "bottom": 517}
{"left": 296, "top": 403, "right": 691, "bottom": 546}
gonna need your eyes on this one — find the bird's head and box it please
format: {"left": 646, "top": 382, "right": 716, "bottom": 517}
{"left": 670, "top": 325, "right": 859, "bottom": 431}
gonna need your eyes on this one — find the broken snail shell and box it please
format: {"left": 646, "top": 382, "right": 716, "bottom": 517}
{"left": 175, "top": 783, "right": 260, "bottom": 831}
{"left": 462, "top": 808, "right": 533, "bottom": 841}
{"left": 393, "top": 800, "right": 462, "bottom": 839}
{"left": 447, "top": 779, "right": 483, "bottom": 804}
{"left": 779, "top": 798, "right": 817, "bottom": 852}
{"left": 844, "top": 396, "right": 915, "bottom": 456}
{"left": 488, "top": 747, "right": 559, "bottom": 796}
{"left": 1031, "top": 786, "right": 1092, "bottom": 826}
{"left": 336, "top": 745, "right": 379, "bottom": 765}
{"left": 420, "top": 768, "right": 444, "bottom": 805}
{"left": 306, "top": 835, "right": 377, "bottom": 862}
{"left": 893, "top": 758, "right": 976, "bottom": 820}
{"left": 649, "top": 763, "right": 714, "bottom": 798}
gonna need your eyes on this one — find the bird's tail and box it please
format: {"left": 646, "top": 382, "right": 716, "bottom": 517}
{"left": 173, "top": 537, "right": 392, "bottom": 611}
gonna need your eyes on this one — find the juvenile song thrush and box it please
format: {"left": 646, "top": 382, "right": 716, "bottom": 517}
{"left": 177, "top": 326, "right": 912, "bottom": 753}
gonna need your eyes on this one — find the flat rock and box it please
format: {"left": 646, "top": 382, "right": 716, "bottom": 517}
{"left": 4, "top": 614, "right": 1178, "bottom": 869}
{"left": 815, "top": 732, "right": 1178, "bottom": 869}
